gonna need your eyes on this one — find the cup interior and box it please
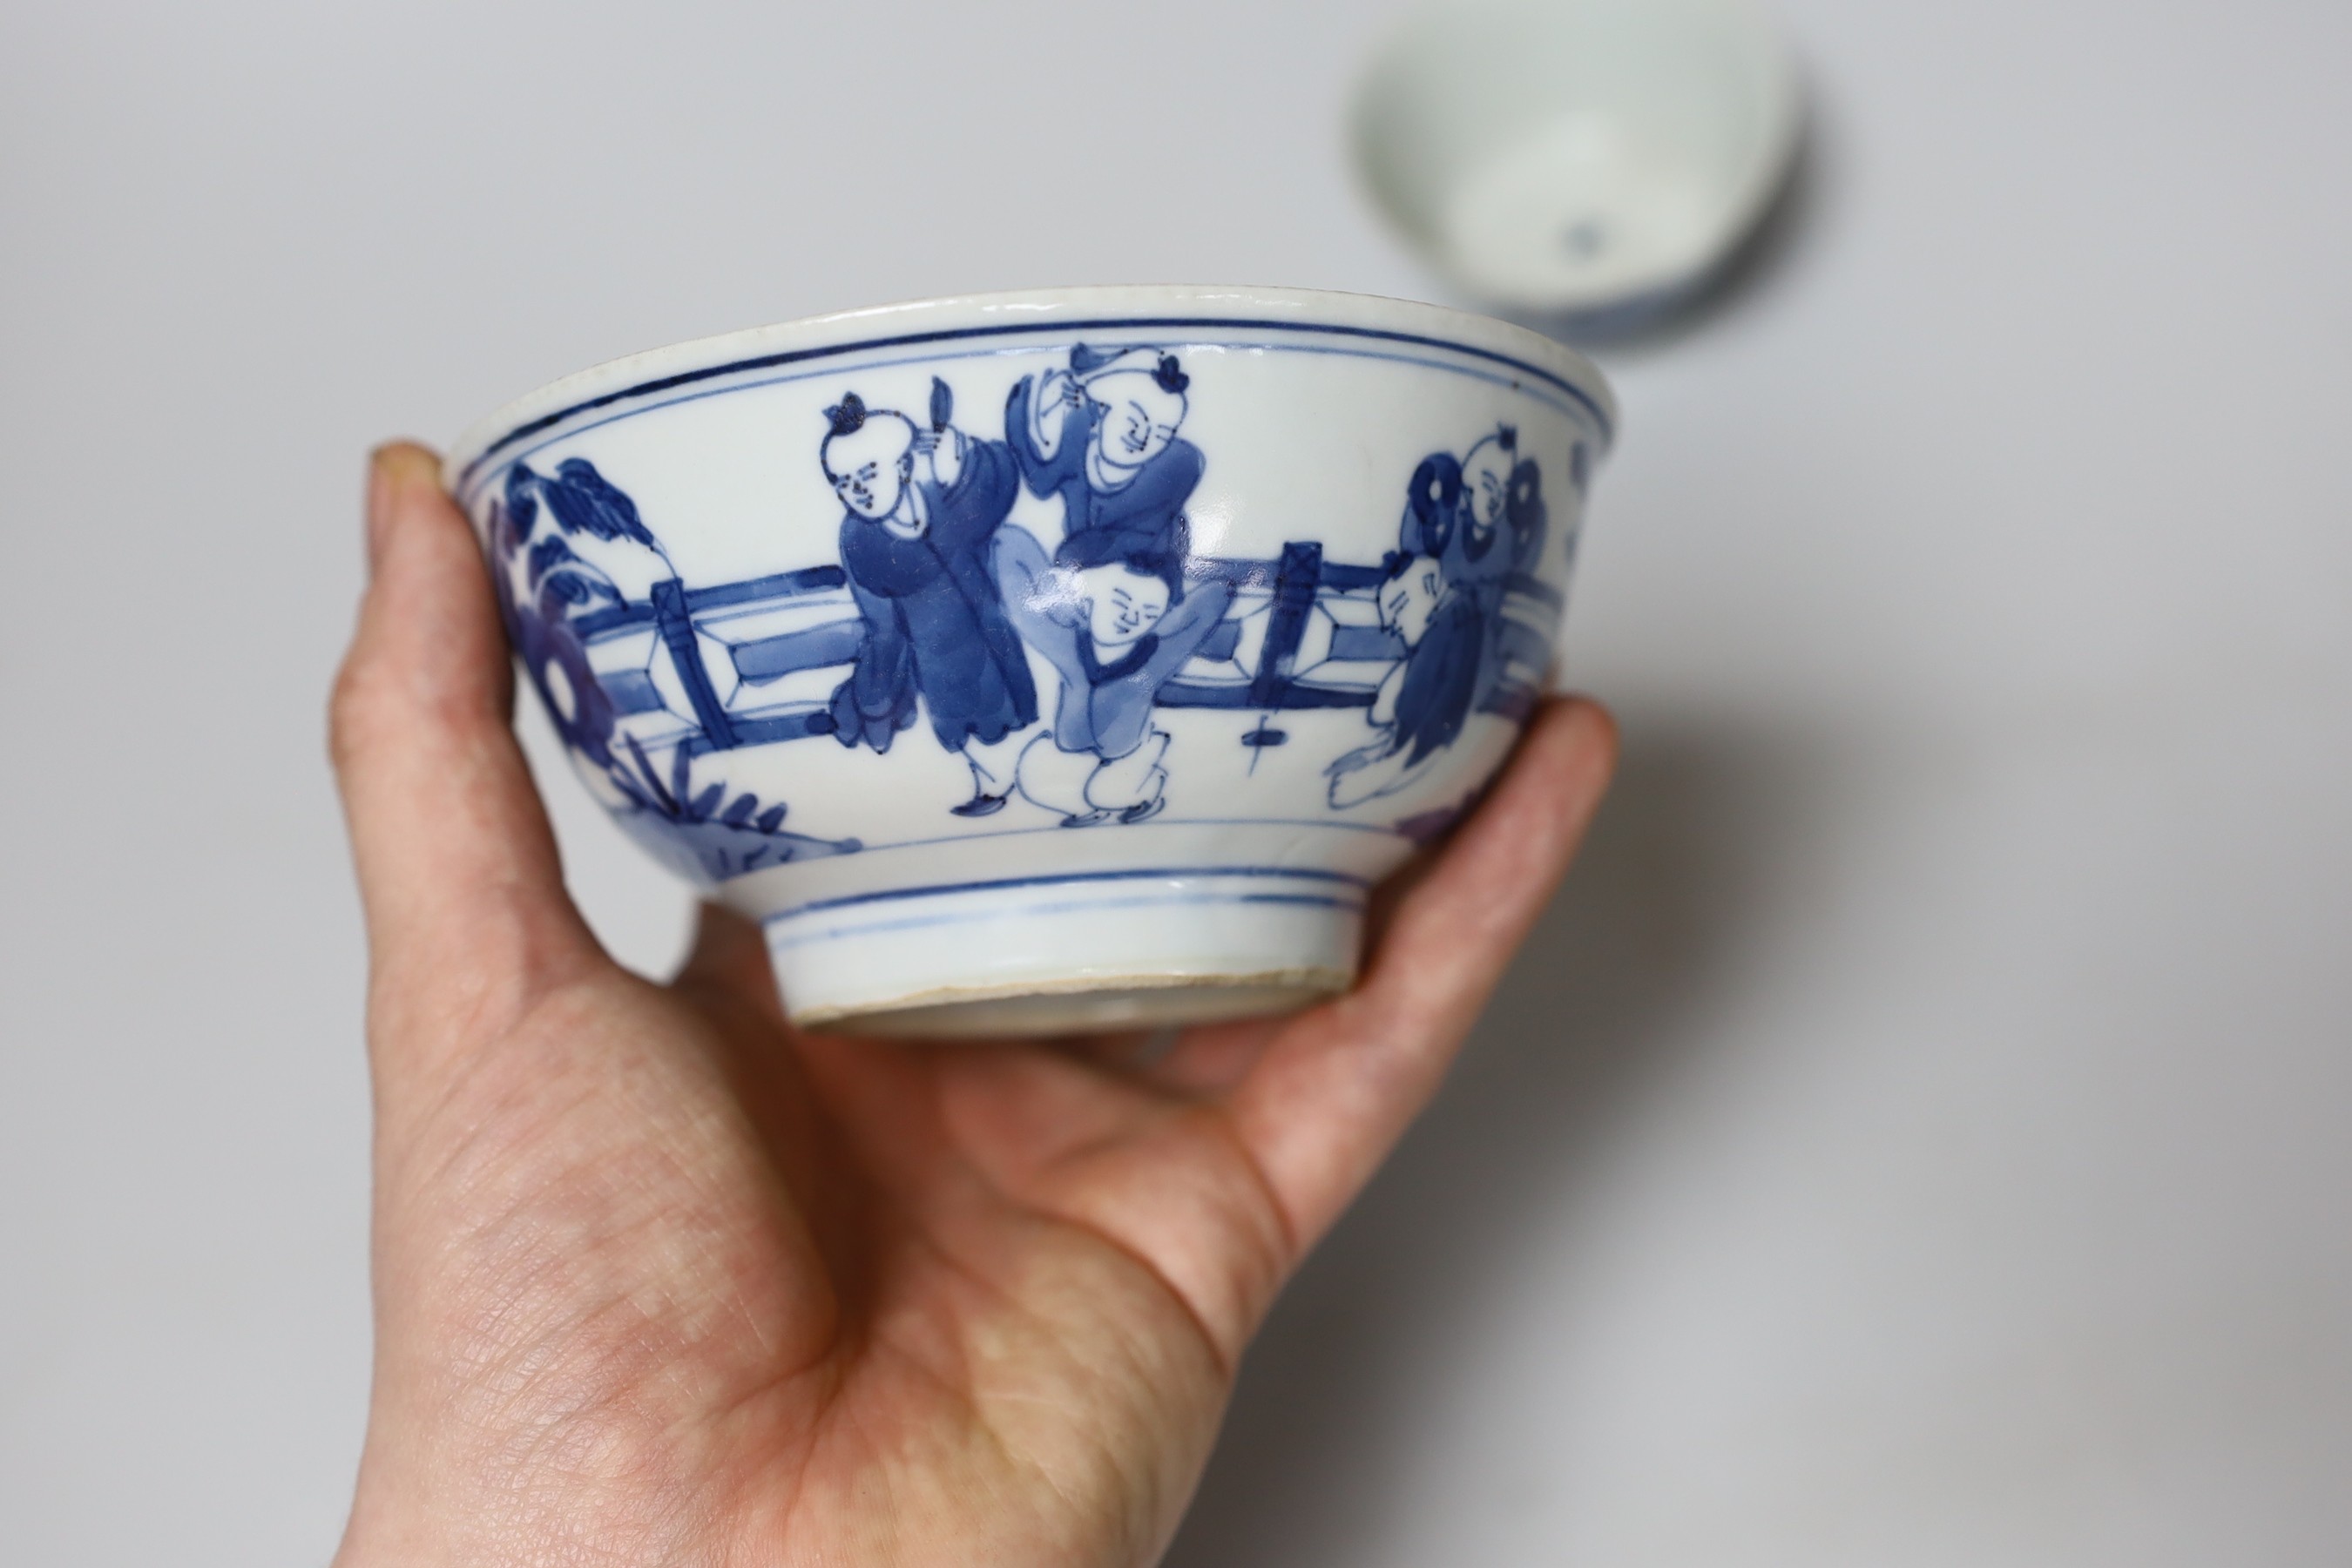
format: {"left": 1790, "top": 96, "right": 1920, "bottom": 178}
{"left": 1352, "top": 0, "right": 1800, "bottom": 314}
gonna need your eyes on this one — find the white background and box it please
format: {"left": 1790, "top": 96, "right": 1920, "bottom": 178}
{"left": 3, "top": 1, "right": 2348, "bottom": 1562}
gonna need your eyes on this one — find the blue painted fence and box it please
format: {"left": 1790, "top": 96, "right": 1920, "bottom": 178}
{"left": 571, "top": 547, "right": 1561, "bottom": 758}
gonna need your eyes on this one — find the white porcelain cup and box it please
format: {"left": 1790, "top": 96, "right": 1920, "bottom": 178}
{"left": 445, "top": 285, "right": 1614, "bottom": 1037}
{"left": 1352, "top": 0, "right": 1801, "bottom": 320}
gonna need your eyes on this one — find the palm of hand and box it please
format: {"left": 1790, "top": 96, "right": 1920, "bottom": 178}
{"left": 335, "top": 445, "right": 1613, "bottom": 1567}
{"left": 375, "top": 950, "right": 1296, "bottom": 1566}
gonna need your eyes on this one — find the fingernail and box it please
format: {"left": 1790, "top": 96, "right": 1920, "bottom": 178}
{"left": 365, "top": 446, "right": 398, "bottom": 578}
{"left": 367, "top": 443, "right": 447, "bottom": 578}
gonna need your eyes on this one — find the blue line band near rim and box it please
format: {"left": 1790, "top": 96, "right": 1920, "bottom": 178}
{"left": 760, "top": 865, "right": 1374, "bottom": 928}
{"left": 458, "top": 314, "right": 1612, "bottom": 487}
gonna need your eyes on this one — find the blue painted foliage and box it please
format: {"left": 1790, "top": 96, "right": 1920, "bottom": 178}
{"left": 489, "top": 458, "right": 854, "bottom": 882}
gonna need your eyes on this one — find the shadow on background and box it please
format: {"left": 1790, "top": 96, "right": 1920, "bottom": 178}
{"left": 1165, "top": 716, "right": 1818, "bottom": 1565}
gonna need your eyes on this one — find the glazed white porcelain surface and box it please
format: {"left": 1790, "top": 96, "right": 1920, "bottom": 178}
{"left": 446, "top": 285, "right": 1613, "bottom": 1036}
{"left": 1352, "top": 0, "right": 1801, "bottom": 317}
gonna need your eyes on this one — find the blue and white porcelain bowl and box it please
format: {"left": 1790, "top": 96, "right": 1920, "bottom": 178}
{"left": 445, "top": 285, "right": 1615, "bottom": 1037}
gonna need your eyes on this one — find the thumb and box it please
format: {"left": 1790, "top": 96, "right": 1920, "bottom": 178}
{"left": 330, "top": 443, "right": 602, "bottom": 1088}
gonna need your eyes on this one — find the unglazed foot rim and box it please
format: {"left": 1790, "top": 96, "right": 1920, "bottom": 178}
{"left": 797, "top": 969, "right": 1355, "bottom": 1040}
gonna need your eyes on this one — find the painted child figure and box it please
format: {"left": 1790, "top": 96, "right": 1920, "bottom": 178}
{"left": 1327, "top": 425, "right": 1551, "bottom": 811}
{"left": 1324, "top": 552, "right": 1478, "bottom": 808}
{"left": 821, "top": 382, "right": 1038, "bottom": 815}
{"left": 995, "top": 524, "right": 1235, "bottom": 827}
{"left": 1004, "top": 345, "right": 1203, "bottom": 557}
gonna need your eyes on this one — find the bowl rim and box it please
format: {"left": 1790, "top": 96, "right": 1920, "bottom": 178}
{"left": 443, "top": 281, "right": 1617, "bottom": 495}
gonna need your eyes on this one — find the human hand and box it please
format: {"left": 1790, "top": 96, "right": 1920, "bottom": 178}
{"left": 328, "top": 444, "right": 1617, "bottom": 1567}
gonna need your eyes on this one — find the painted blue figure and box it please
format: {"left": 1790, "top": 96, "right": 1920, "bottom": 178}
{"left": 1005, "top": 345, "right": 1203, "bottom": 557}
{"left": 1328, "top": 429, "right": 1547, "bottom": 808}
{"left": 995, "top": 524, "right": 1236, "bottom": 827}
{"left": 821, "top": 382, "right": 1040, "bottom": 815}
{"left": 1325, "top": 552, "right": 1468, "bottom": 808}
